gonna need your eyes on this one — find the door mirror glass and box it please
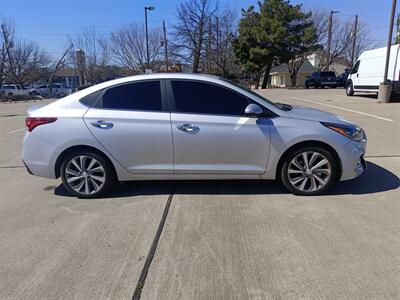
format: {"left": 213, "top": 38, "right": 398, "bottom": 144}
{"left": 244, "top": 103, "right": 264, "bottom": 117}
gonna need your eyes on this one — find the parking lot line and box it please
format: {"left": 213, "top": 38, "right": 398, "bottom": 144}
{"left": 7, "top": 128, "right": 25, "bottom": 134}
{"left": 291, "top": 97, "right": 394, "bottom": 122}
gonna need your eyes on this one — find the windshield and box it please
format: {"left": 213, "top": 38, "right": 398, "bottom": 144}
{"left": 220, "top": 78, "right": 277, "bottom": 106}
{"left": 220, "top": 78, "right": 292, "bottom": 111}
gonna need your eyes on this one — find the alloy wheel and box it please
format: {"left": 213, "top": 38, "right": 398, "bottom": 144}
{"left": 287, "top": 151, "right": 332, "bottom": 192}
{"left": 64, "top": 155, "right": 106, "bottom": 195}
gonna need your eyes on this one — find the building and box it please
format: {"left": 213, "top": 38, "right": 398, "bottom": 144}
{"left": 53, "top": 68, "right": 81, "bottom": 89}
{"left": 270, "top": 61, "right": 317, "bottom": 87}
{"left": 269, "top": 51, "right": 351, "bottom": 88}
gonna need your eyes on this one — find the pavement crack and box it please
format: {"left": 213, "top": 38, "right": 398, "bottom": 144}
{"left": 0, "top": 165, "right": 25, "bottom": 169}
{"left": 132, "top": 184, "right": 176, "bottom": 300}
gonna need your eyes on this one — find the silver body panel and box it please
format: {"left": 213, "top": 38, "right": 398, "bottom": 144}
{"left": 22, "top": 73, "right": 366, "bottom": 183}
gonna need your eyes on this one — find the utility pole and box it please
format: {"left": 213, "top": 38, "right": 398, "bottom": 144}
{"left": 144, "top": 6, "right": 155, "bottom": 72}
{"left": 162, "top": 20, "right": 169, "bottom": 72}
{"left": 327, "top": 10, "right": 339, "bottom": 70}
{"left": 351, "top": 14, "right": 358, "bottom": 67}
{"left": 378, "top": 0, "right": 397, "bottom": 103}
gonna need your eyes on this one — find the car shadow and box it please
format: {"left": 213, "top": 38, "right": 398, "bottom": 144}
{"left": 54, "top": 162, "right": 399, "bottom": 198}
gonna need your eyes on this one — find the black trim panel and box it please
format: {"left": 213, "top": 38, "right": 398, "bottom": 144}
{"left": 354, "top": 85, "right": 379, "bottom": 90}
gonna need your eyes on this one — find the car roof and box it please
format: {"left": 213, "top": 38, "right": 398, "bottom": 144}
{"left": 71, "top": 73, "right": 222, "bottom": 98}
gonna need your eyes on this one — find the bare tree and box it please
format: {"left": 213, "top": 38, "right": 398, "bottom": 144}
{"left": 8, "top": 39, "right": 50, "bottom": 85}
{"left": 209, "top": 9, "right": 242, "bottom": 78}
{"left": 71, "top": 27, "right": 110, "bottom": 85}
{"left": 311, "top": 12, "right": 353, "bottom": 70}
{"left": 47, "top": 44, "right": 74, "bottom": 95}
{"left": 343, "top": 21, "right": 376, "bottom": 67}
{"left": 172, "top": 0, "right": 216, "bottom": 73}
{"left": 0, "top": 19, "right": 15, "bottom": 85}
{"left": 110, "top": 24, "right": 163, "bottom": 74}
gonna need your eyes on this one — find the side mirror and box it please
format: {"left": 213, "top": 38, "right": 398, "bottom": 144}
{"left": 244, "top": 103, "right": 264, "bottom": 117}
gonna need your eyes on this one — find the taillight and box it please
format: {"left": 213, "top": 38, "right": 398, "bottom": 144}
{"left": 26, "top": 117, "right": 57, "bottom": 132}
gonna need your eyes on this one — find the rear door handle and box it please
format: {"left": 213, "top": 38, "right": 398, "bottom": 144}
{"left": 91, "top": 120, "right": 114, "bottom": 129}
{"left": 177, "top": 123, "right": 200, "bottom": 134}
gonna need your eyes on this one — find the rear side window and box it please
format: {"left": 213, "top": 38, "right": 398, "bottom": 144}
{"left": 171, "top": 80, "right": 250, "bottom": 116}
{"left": 80, "top": 89, "right": 103, "bottom": 107}
{"left": 99, "top": 81, "right": 162, "bottom": 111}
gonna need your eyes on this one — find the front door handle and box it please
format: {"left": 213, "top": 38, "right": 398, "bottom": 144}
{"left": 177, "top": 123, "right": 200, "bottom": 134}
{"left": 91, "top": 120, "right": 114, "bottom": 129}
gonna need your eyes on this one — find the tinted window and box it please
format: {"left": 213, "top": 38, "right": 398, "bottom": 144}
{"left": 172, "top": 80, "right": 250, "bottom": 116}
{"left": 312, "top": 72, "right": 319, "bottom": 77}
{"left": 321, "top": 72, "right": 336, "bottom": 77}
{"left": 100, "top": 81, "right": 162, "bottom": 111}
{"left": 80, "top": 89, "right": 103, "bottom": 107}
{"left": 352, "top": 61, "right": 360, "bottom": 73}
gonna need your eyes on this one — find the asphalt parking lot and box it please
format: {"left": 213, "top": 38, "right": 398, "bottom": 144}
{"left": 0, "top": 89, "right": 399, "bottom": 299}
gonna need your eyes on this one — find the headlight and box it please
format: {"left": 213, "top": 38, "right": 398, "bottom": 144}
{"left": 321, "top": 122, "right": 365, "bottom": 141}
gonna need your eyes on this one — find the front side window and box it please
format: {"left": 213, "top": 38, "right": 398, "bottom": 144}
{"left": 171, "top": 80, "right": 250, "bottom": 116}
{"left": 99, "top": 81, "right": 162, "bottom": 111}
{"left": 352, "top": 61, "right": 360, "bottom": 74}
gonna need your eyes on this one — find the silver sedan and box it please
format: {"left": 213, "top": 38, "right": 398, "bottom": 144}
{"left": 22, "top": 74, "right": 367, "bottom": 198}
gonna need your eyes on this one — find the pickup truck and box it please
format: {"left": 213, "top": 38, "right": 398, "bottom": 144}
{"left": 39, "top": 83, "right": 72, "bottom": 97}
{"left": 0, "top": 84, "right": 29, "bottom": 96}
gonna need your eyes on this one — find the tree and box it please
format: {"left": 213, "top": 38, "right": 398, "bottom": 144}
{"left": 287, "top": 13, "right": 321, "bottom": 87}
{"left": 8, "top": 39, "right": 50, "bottom": 85}
{"left": 48, "top": 44, "right": 74, "bottom": 95}
{"left": 110, "top": 24, "right": 163, "bottom": 74}
{"left": 209, "top": 10, "right": 242, "bottom": 78}
{"left": 233, "top": 5, "right": 265, "bottom": 88}
{"left": 70, "top": 27, "right": 110, "bottom": 85}
{"left": 171, "top": 0, "right": 216, "bottom": 73}
{"left": 0, "top": 19, "right": 15, "bottom": 85}
{"left": 234, "top": 0, "right": 316, "bottom": 89}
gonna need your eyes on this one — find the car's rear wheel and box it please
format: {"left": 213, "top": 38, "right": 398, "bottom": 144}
{"left": 60, "top": 150, "right": 116, "bottom": 198}
{"left": 281, "top": 147, "right": 339, "bottom": 195}
{"left": 305, "top": 83, "right": 309, "bottom": 89}
{"left": 346, "top": 83, "right": 354, "bottom": 96}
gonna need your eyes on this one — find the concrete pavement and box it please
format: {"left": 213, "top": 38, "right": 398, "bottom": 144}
{"left": 0, "top": 89, "right": 399, "bottom": 299}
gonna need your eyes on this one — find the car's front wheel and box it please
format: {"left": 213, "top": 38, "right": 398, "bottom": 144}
{"left": 60, "top": 150, "right": 116, "bottom": 198}
{"left": 281, "top": 147, "right": 339, "bottom": 195}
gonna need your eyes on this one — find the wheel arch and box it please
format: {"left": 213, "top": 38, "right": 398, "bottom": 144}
{"left": 275, "top": 140, "right": 342, "bottom": 181}
{"left": 54, "top": 145, "right": 117, "bottom": 179}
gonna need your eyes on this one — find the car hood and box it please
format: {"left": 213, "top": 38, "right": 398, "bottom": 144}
{"left": 287, "top": 105, "right": 355, "bottom": 125}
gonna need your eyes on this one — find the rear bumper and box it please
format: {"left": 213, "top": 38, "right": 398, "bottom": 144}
{"left": 21, "top": 132, "right": 57, "bottom": 179}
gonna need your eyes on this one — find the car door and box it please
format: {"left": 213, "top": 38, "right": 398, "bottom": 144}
{"left": 83, "top": 80, "right": 173, "bottom": 174}
{"left": 169, "top": 80, "right": 271, "bottom": 175}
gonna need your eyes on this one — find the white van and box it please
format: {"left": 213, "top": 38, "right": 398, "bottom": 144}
{"left": 346, "top": 44, "right": 400, "bottom": 96}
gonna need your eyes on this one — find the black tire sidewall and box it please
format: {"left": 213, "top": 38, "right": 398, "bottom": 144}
{"left": 346, "top": 83, "right": 354, "bottom": 96}
{"left": 281, "top": 146, "right": 339, "bottom": 196}
{"left": 60, "top": 150, "right": 115, "bottom": 198}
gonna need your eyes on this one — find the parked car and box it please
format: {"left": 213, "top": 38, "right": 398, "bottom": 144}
{"left": 40, "top": 83, "right": 72, "bottom": 97}
{"left": 0, "top": 84, "right": 29, "bottom": 96}
{"left": 336, "top": 72, "right": 349, "bottom": 87}
{"left": 22, "top": 74, "right": 367, "bottom": 198}
{"left": 23, "top": 86, "right": 40, "bottom": 96}
{"left": 346, "top": 44, "right": 400, "bottom": 96}
{"left": 305, "top": 71, "right": 337, "bottom": 89}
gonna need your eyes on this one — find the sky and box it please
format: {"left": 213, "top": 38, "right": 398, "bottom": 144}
{"left": 0, "top": 0, "right": 396, "bottom": 58}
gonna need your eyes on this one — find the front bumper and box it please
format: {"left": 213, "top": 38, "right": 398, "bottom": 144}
{"left": 339, "top": 139, "right": 367, "bottom": 181}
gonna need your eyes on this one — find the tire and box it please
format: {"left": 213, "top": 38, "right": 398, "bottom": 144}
{"left": 346, "top": 83, "right": 354, "bottom": 96}
{"left": 8, "top": 92, "right": 13, "bottom": 96}
{"left": 60, "top": 150, "right": 116, "bottom": 198}
{"left": 332, "top": 85, "right": 337, "bottom": 89}
{"left": 305, "top": 83, "right": 309, "bottom": 89}
{"left": 280, "top": 146, "right": 339, "bottom": 196}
